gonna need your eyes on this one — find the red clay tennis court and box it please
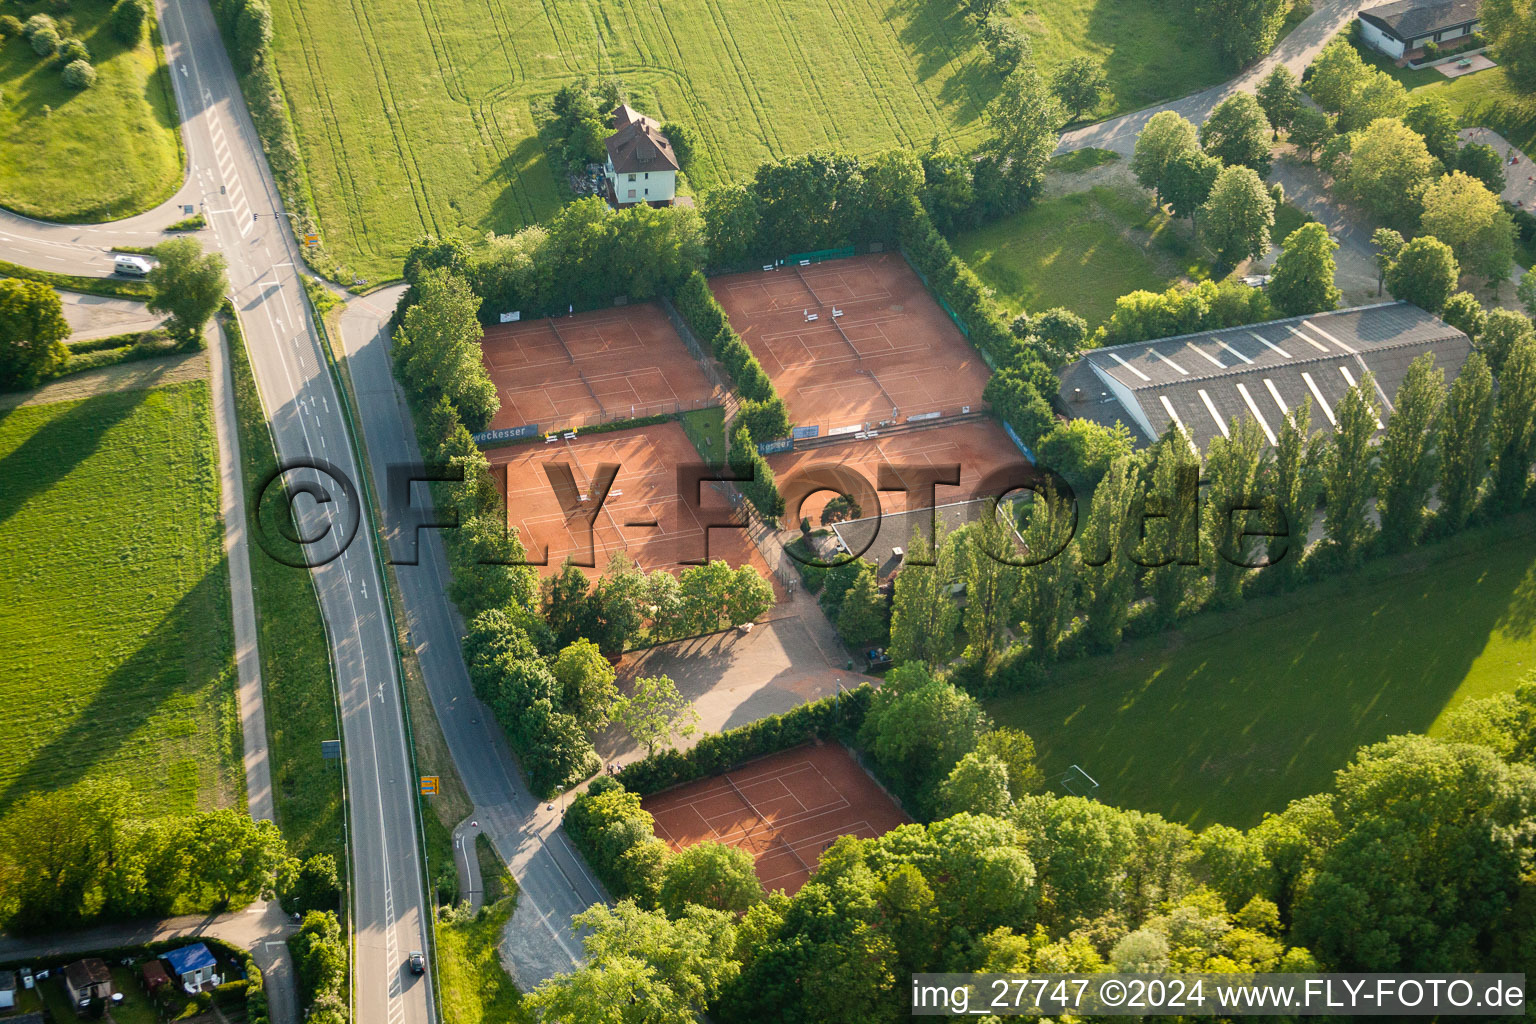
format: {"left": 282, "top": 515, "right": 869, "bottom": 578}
{"left": 766, "top": 419, "right": 1031, "bottom": 526}
{"left": 485, "top": 421, "right": 777, "bottom": 587}
{"left": 479, "top": 302, "right": 720, "bottom": 433}
{"left": 709, "top": 253, "right": 992, "bottom": 437}
{"left": 642, "top": 741, "right": 909, "bottom": 894}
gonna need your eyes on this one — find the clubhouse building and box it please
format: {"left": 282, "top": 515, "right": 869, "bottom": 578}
{"left": 1356, "top": 0, "right": 1483, "bottom": 59}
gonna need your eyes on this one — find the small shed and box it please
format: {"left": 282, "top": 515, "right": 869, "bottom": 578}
{"left": 140, "top": 959, "right": 172, "bottom": 995}
{"left": 63, "top": 958, "right": 112, "bottom": 1009}
{"left": 162, "top": 943, "right": 219, "bottom": 993}
{"left": 0, "top": 969, "right": 16, "bottom": 1010}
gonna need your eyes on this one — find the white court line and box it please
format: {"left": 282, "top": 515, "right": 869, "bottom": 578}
{"left": 1248, "top": 331, "right": 1291, "bottom": 358}
{"left": 1302, "top": 372, "right": 1336, "bottom": 426}
{"left": 1219, "top": 339, "right": 1255, "bottom": 365}
{"left": 1108, "top": 351, "right": 1151, "bottom": 382}
{"left": 1284, "top": 323, "right": 1330, "bottom": 353}
{"left": 1198, "top": 389, "right": 1229, "bottom": 438}
{"left": 1305, "top": 321, "right": 1355, "bottom": 353}
{"left": 1263, "top": 377, "right": 1289, "bottom": 416}
{"left": 1186, "top": 342, "right": 1227, "bottom": 369}
{"left": 1236, "top": 382, "right": 1277, "bottom": 444}
{"left": 1149, "top": 349, "right": 1189, "bottom": 375}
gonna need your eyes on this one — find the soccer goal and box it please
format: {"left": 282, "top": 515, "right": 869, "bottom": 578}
{"left": 1059, "top": 764, "right": 1100, "bottom": 798}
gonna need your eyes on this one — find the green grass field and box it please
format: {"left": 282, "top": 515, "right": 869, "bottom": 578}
{"left": 226, "top": 313, "right": 344, "bottom": 860}
{"left": 0, "top": 381, "right": 238, "bottom": 816}
{"left": 0, "top": 0, "right": 182, "bottom": 221}
{"left": 988, "top": 512, "right": 1536, "bottom": 829}
{"left": 953, "top": 185, "right": 1208, "bottom": 325}
{"left": 266, "top": 0, "right": 1241, "bottom": 281}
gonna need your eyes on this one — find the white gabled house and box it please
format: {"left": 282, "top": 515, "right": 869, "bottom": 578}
{"left": 604, "top": 104, "right": 679, "bottom": 208}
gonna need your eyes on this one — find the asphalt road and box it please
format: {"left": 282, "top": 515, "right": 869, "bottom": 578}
{"left": 0, "top": 2, "right": 438, "bottom": 1020}
{"left": 338, "top": 291, "right": 604, "bottom": 984}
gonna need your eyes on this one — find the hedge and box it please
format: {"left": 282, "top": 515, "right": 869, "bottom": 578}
{"left": 673, "top": 270, "right": 791, "bottom": 431}
{"left": 616, "top": 683, "right": 875, "bottom": 795}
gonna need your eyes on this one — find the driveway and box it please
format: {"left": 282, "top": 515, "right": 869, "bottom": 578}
{"left": 0, "top": 902, "right": 299, "bottom": 1024}
{"left": 56, "top": 293, "right": 167, "bottom": 341}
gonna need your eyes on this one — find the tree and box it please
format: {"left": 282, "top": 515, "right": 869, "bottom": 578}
{"left": 1161, "top": 149, "right": 1222, "bottom": 237}
{"left": 1456, "top": 141, "right": 1508, "bottom": 195}
{"left": 939, "top": 752, "right": 1012, "bottom": 817}
{"left": 1339, "top": 72, "right": 1408, "bottom": 132}
{"left": 836, "top": 559, "right": 887, "bottom": 647}
{"left": 1202, "top": 164, "right": 1274, "bottom": 273}
{"left": 393, "top": 267, "right": 500, "bottom": 430}
{"left": 1440, "top": 290, "right": 1487, "bottom": 340}
{"left": 1294, "top": 735, "right": 1536, "bottom": 971}
{"left": 1488, "top": 333, "right": 1536, "bottom": 511}
{"left": 147, "top": 237, "right": 228, "bottom": 347}
{"left": 528, "top": 901, "right": 739, "bottom": 1024}
{"left": 449, "top": 515, "right": 538, "bottom": 619}
{"left": 277, "top": 854, "right": 342, "bottom": 915}
{"left": 961, "top": 503, "right": 1022, "bottom": 667}
{"left": 1267, "top": 222, "right": 1341, "bottom": 316}
{"left": 1435, "top": 351, "right": 1495, "bottom": 533}
{"left": 1051, "top": 57, "right": 1107, "bottom": 121}
{"left": 1481, "top": 0, "right": 1536, "bottom": 91}
{"left": 1371, "top": 228, "right": 1405, "bottom": 296}
{"left": 1256, "top": 65, "right": 1300, "bottom": 136}
{"left": 702, "top": 183, "right": 759, "bottom": 267}
{"left": 1522, "top": 273, "right": 1536, "bottom": 321}
{"left": 860, "top": 671, "right": 990, "bottom": 810}
{"left": 975, "top": 728, "right": 1046, "bottom": 797}
{"left": 1199, "top": 0, "right": 1291, "bottom": 70}
{"left": 888, "top": 529, "right": 959, "bottom": 669}
{"left": 722, "top": 566, "right": 773, "bottom": 627}
{"left": 1140, "top": 425, "right": 1202, "bottom": 626}
{"left": 1376, "top": 352, "right": 1446, "bottom": 551}
{"left": 1015, "top": 483, "right": 1079, "bottom": 661}
{"left": 612, "top": 675, "right": 698, "bottom": 756}
{"left": 1203, "top": 417, "right": 1267, "bottom": 607}
{"left": 553, "top": 639, "right": 619, "bottom": 730}
{"left": 1404, "top": 94, "right": 1461, "bottom": 164}
{"left": 1320, "top": 376, "right": 1382, "bottom": 565}
{"left": 1385, "top": 235, "right": 1459, "bottom": 312}
{"left": 984, "top": 60, "right": 1064, "bottom": 206}
{"left": 1133, "top": 111, "right": 1201, "bottom": 203}
{"left": 1420, "top": 171, "right": 1517, "bottom": 285}
{"left": 1336, "top": 119, "right": 1440, "bottom": 229}
{"left": 1266, "top": 400, "right": 1320, "bottom": 586}
{"left": 0, "top": 278, "right": 69, "bottom": 389}
{"left": 1077, "top": 456, "right": 1141, "bottom": 651}
{"left": 1200, "top": 93, "right": 1273, "bottom": 175}
{"left": 1480, "top": 309, "right": 1536, "bottom": 378}
{"left": 659, "top": 842, "right": 763, "bottom": 916}
{"left": 111, "top": 0, "right": 149, "bottom": 43}
{"left": 1287, "top": 106, "right": 1336, "bottom": 161}
{"left": 61, "top": 59, "right": 96, "bottom": 89}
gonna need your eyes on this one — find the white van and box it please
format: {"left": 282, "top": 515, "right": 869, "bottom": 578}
{"left": 114, "top": 255, "right": 153, "bottom": 277}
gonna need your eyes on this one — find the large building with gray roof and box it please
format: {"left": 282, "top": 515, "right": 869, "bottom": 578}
{"left": 1055, "top": 302, "right": 1472, "bottom": 451}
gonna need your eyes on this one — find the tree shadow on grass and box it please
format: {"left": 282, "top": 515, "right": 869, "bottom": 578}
{"left": 0, "top": 563, "right": 235, "bottom": 817}
{"left": 0, "top": 388, "right": 150, "bottom": 529}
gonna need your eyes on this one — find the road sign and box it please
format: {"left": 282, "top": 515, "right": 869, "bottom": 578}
{"left": 321, "top": 740, "right": 341, "bottom": 760}
{"left": 419, "top": 776, "right": 439, "bottom": 796}
{"left": 303, "top": 234, "right": 320, "bottom": 246}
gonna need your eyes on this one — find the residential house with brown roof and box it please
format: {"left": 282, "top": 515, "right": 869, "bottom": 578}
{"left": 604, "top": 105, "right": 679, "bottom": 209}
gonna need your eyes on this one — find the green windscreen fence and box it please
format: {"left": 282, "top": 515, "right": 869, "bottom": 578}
{"left": 784, "top": 245, "right": 856, "bottom": 264}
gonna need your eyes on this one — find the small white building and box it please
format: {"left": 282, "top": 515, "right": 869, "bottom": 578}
{"left": 1357, "top": 0, "right": 1482, "bottom": 58}
{"left": 604, "top": 104, "right": 679, "bottom": 209}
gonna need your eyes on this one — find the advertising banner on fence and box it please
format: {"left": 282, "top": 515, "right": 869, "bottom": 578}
{"left": 473, "top": 423, "right": 540, "bottom": 444}
{"left": 756, "top": 437, "right": 795, "bottom": 456}
{"left": 499, "top": 311, "right": 521, "bottom": 323}
{"left": 792, "top": 425, "right": 821, "bottom": 440}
